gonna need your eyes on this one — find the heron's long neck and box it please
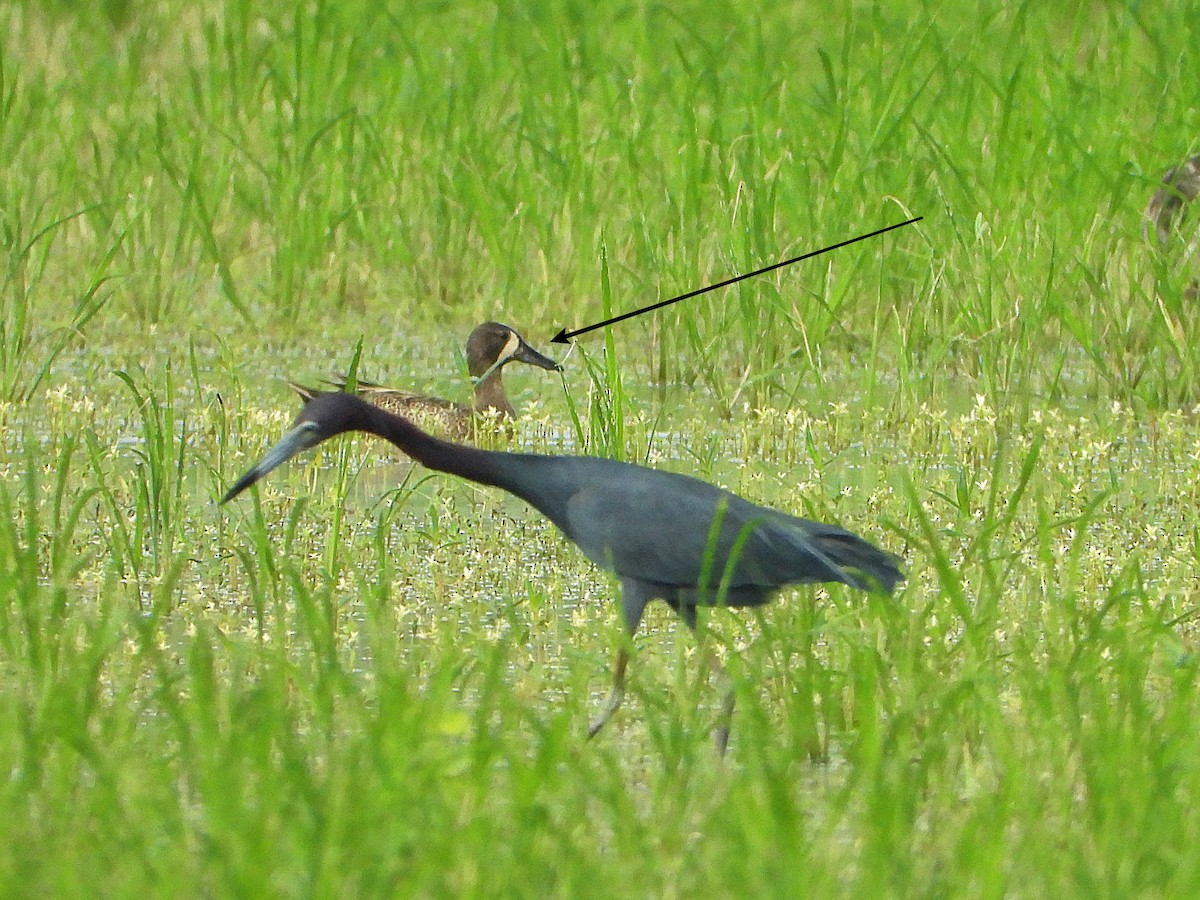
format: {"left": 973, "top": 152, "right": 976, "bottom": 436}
{"left": 362, "top": 402, "right": 506, "bottom": 487}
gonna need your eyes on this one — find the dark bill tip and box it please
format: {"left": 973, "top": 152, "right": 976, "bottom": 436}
{"left": 221, "top": 479, "right": 252, "bottom": 504}
{"left": 515, "top": 339, "right": 563, "bottom": 372}
{"left": 220, "top": 421, "right": 323, "bottom": 505}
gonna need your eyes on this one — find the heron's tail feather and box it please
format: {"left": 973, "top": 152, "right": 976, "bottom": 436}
{"left": 812, "top": 529, "right": 905, "bottom": 594}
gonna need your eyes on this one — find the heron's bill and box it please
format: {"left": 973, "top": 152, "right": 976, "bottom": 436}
{"left": 221, "top": 420, "right": 323, "bottom": 503}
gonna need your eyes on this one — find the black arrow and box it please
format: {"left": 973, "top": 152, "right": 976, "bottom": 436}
{"left": 551, "top": 216, "right": 923, "bottom": 343}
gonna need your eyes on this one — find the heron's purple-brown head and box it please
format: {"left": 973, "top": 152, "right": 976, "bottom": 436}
{"left": 221, "top": 390, "right": 380, "bottom": 503}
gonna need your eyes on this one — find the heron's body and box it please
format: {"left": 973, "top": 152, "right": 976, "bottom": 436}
{"left": 477, "top": 452, "right": 899, "bottom": 613}
{"left": 224, "top": 392, "right": 904, "bottom": 752}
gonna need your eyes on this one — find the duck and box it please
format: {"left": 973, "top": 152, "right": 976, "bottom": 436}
{"left": 1145, "top": 155, "right": 1200, "bottom": 245}
{"left": 319, "top": 321, "right": 561, "bottom": 438}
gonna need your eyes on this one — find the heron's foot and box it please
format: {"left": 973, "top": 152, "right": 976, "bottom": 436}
{"left": 713, "top": 685, "right": 736, "bottom": 758}
{"left": 587, "top": 648, "right": 630, "bottom": 741}
{"left": 714, "top": 724, "right": 730, "bottom": 757}
{"left": 587, "top": 685, "right": 624, "bottom": 740}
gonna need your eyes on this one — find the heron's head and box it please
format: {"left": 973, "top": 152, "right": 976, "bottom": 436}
{"left": 221, "top": 390, "right": 376, "bottom": 503}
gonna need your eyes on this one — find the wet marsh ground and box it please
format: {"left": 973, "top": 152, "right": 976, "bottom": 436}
{"left": 4, "top": 1, "right": 1200, "bottom": 895}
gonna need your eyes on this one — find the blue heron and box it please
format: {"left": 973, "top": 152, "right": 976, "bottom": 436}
{"left": 223, "top": 390, "right": 904, "bottom": 752}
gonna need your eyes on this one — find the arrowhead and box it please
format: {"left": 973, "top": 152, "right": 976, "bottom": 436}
{"left": 550, "top": 328, "right": 571, "bottom": 344}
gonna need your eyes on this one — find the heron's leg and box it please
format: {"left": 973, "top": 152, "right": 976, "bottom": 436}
{"left": 588, "top": 579, "right": 653, "bottom": 740}
{"left": 679, "top": 603, "right": 735, "bottom": 757}
{"left": 713, "top": 660, "right": 736, "bottom": 758}
{"left": 587, "top": 646, "right": 629, "bottom": 739}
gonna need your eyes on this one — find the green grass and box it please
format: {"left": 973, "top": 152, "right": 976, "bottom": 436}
{"left": 3, "top": 0, "right": 1200, "bottom": 894}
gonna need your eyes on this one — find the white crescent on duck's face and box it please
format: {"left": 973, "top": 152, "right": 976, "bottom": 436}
{"left": 498, "top": 329, "right": 521, "bottom": 366}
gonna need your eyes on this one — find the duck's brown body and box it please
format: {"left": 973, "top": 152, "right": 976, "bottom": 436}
{"left": 1146, "top": 155, "right": 1200, "bottom": 245}
{"left": 323, "top": 322, "right": 560, "bottom": 439}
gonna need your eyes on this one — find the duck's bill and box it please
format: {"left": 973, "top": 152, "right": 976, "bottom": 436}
{"left": 221, "top": 421, "right": 323, "bottom": 503}
{"left": 514, "top": 338, "right": 563, "bottom": 371}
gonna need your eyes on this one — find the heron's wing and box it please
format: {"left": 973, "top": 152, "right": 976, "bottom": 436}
{"left": 562, "top": 470, "right": 859, "bottom": 596}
